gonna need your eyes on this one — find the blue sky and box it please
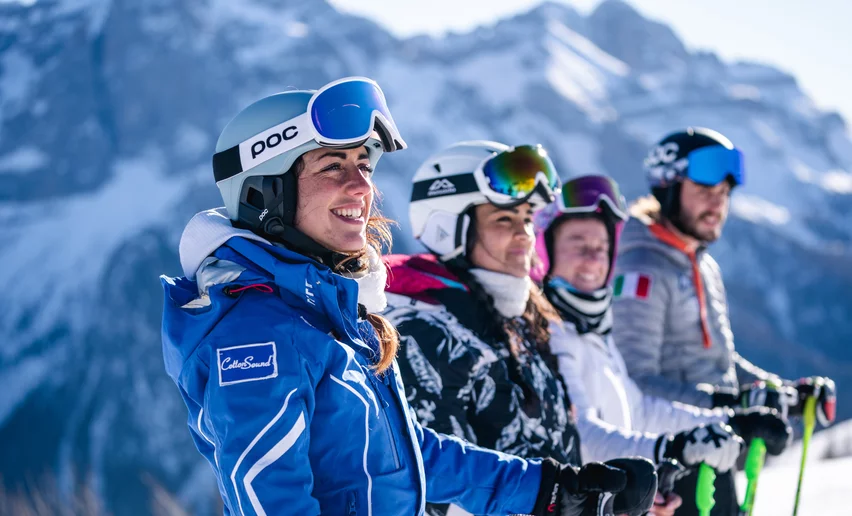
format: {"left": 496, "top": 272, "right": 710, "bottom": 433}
{"left": 331, "top": 0, "right": 852, "bottom": 129}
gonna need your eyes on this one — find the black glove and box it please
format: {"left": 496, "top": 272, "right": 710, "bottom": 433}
{"left": 790, "top": 376, "right": 836, "bottom": 426}
{"left": 532, "top": 459, "right": 624, "bottom": 516}
{"left": 728, "top": 407, "right": 792, "bottom": 455}
{"left": 655, "top": 459, "right": 687, "bottom": 498}
{"left": 606, "top": 457, "right": 657, "bottom": 516}
{"left": 657, "top": 422, "right": 743, "bottom": 472}
{"left": 532, "top": 458, "right": 656, "bottom": 516}
{"left": 712, "top": 381, "right": 797, "bottom": 417}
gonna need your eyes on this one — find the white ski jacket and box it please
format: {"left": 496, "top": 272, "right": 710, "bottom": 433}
{"left": 549, "top": 322, "right": 728, "bottom": 464}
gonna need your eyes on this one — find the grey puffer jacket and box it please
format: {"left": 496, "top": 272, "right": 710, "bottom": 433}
{"left": 611, "top": 214, "right": 784, "bottom": 408}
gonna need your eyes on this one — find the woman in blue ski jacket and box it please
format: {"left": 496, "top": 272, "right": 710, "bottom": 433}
{"left": 160, "top": 77, "right": 654, "bottom": 516}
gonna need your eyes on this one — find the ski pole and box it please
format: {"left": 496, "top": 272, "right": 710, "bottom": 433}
{"left": 738, "top": 437, "right": 766, "bottom": 516}
{"left": 792, "top": 396, "right": 817, "bottom": 516}
{"left": 696, "top": 463, "right": 716, "bottom": 516}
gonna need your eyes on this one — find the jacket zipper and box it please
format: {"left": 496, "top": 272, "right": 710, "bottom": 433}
{"left": 370, "top": 373, "right": 402, "bottom": 470}
{"left": 347, "top": 490, "right": 358, "bottom": 516}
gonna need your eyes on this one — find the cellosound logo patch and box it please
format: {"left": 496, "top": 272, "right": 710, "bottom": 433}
{"left": 427, "top": 178, "right": 456, "bottom": 196}
{"left": 218, "top": 342, "right": 278, "bottom": 386}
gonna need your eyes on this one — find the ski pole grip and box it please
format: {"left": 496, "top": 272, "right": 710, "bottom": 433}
{"left": 740, "top": 438, "right": 766, "bottom": 514}
{"left": 696, "top": 463, "right": 716, "bottom": 516}
{"left": 803, "top": 396, "right": 816, "bottom": 433}
{"left": 745, "top": 438, "right": 766, "bottom": 478}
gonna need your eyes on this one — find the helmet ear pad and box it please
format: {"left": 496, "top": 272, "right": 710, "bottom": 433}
{"left": 235, "top": 163, "right": 299, "bottom": 235}
{"left": 419, "top": 208, "right": 472, "bottom": 261}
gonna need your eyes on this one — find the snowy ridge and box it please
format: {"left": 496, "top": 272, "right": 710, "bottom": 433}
{"left": 1, "top": 0, "right": 851, "bottom": 513}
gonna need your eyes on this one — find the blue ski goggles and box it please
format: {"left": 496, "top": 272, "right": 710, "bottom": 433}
{"left": 213, "top": 77, "right": 405, "bottom": 182}
{"left": 308, "top": 76, "right": 406, "bottom": 151}
{"left": 686, "top": 146, "right": 745, "bottom": 187}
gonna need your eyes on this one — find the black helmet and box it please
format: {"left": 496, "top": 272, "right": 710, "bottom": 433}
{"left": 644, "top": 127, "right": 743, "bottom": 220}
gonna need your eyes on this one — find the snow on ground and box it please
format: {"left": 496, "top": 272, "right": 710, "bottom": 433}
{"left": 732, "top": 420, "right": 852, "bottom": 515}
{"left": 734, "top": 455, "right": 852, "bottom": 515}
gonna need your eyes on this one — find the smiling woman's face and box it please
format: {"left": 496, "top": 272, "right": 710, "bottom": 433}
{"left": 293, "top": 146, "right": 374, "bottom": 253}
{"left": 469, "top": 202, "right": 536, "bottom": 278}
{"left": 550, "top": 217, "right": 610, "bottom": 292}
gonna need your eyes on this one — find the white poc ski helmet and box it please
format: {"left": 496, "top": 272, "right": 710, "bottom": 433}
{"left": 212, "top": 77, "right": 405, "bottom": 235}
{"left": 409, "top": 140, "right": 561, "bottom": 262}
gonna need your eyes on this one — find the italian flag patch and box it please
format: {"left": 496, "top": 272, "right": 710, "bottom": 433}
{"left": 613, "top": 273, "right": 652, "bottom": 299}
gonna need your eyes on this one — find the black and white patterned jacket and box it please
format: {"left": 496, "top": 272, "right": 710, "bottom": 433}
{"left": 382, "top": 254, "right": 581, "bottom": 470}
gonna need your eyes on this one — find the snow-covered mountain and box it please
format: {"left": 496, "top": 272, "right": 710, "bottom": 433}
{"left": 1, "top": 0, "right": 850, "bottom": 513}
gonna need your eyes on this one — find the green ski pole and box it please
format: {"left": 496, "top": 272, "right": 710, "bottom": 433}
{"left": 739, "top": 438, "right": 767, "bottom": 516}
{"left": 792, "top": 396, "right": 817, "bottom": 516}
{"left": 696, "top": 463, "right": 716, "bottom": 516}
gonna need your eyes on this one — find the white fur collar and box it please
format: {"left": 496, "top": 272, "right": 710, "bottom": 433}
{"left": 469, "top": 268, "right": 531, "bottom": 318}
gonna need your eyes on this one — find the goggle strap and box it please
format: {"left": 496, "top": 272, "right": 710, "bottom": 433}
{"left": 213, "top": 113, "right": 313, "bottom": 182}
{"left": 411, "top": 173, "right": 479, "bottom": 201}
{"left": 213, "top": 144, "right": 243, "bottom": 183}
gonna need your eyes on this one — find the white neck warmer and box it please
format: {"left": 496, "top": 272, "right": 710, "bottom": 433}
{"left": 469, "top": 268, "right": 531, "bottom": 318}
{"left": 343, "top": 246, "right": 388, "bottom": 314}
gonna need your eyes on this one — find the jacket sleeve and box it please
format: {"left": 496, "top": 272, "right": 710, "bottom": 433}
{"left": 200, "top": 325, "right": 319, "bottom": 516}
{"left": 391, "top": 306, "right": 542, "bottom": 514}
{"left": 632, "top": 383, "right": 728, "bottom": 435}
{"left": 550, "top": 325, "right": 661, "bottom": 464}
{"left": 612, "top": 250, "right": 714, "bottom": 408}
{"left": 708, "top": 257, "right": 788, "bottom": 388}
{"left": 413, "top": 407, "right": 542, "bottom": 515}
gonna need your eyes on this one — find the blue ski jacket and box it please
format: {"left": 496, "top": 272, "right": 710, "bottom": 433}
{"left": 160, "top": 209, "right": 542, "bottom": 516}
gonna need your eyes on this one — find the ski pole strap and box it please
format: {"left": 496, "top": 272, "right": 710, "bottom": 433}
{"left": 739, "top": 438, "right": 766, "bottom": 516}
{"left": 696, "top": 463, "right": 716, "bottom": 516}
{"left": 793, "top": 396, "right": 817, "bottom": 516}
